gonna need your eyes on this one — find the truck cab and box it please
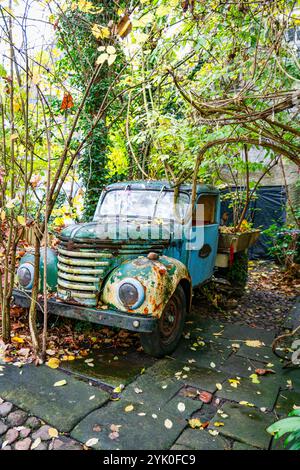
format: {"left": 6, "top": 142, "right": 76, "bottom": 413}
{"left": 15, "top": 181, "right": 227, "bottom": 357}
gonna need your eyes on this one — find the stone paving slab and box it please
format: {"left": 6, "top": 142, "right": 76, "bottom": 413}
{"left": 60, "top": 348, "right": 155, "bottom": 388}
{"left": 209, "top": 402, "right": 274, "bottom": 449}
{"left": 236, "top": 344, "right": 275, "bottom": 364}
{"left": 0, "top": 364, "right": 109, "bottom": 432}
{"left": 146, "top": 359, "right": 229, "bottom": 393}
{"left": 215, "top": 376, "right": 280, "bottom": 410}
{"left": 219, "top": 355, "right": 267, "bottom": 378}
{"left": 170, "top": 339, "right": 232, "bottom": 369}
{"left": 121, "top": 374, "right": 182, "bottom": 408}
{"left": 221, "top": 324, "right": 276, "bottom": 346}
{"left": 232, "top": 441, "right": 260, "bottom": 450}
{"left": 274, "top": 390, "right": 300, "bottom": 417}
{"left": 275, "top": 367, "right": 300, "bottom": 391}
{"left": 284, "top": 297, "right": 300, "bottom": 330}
{"left": 172, "top": 428, "right": 230, "bottom": 450}
{"left": 71, "top": 396, "right": 200, "bottom": 450}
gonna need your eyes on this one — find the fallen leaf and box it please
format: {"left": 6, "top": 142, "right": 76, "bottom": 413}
{"left": 209, "top": 430, "right": 219, "bottom": 436}
{"left": 31, "top": 437, "right": 41, "bottom": 450}
{"left": 110, "top": 424, "right": 121, "bottom": 432}
{"left": 239, "top": 401, "right": 255, "bottom": 407}
{"left": 188, "top": 418, "right": 202, "bottom": 429}
{"left": 134, "top": 387, "right": 143, "bottom": 394}
{"left": 92, "top": 425, "right": 102, "bottom": 432}
{"left": 164, "top": 419, "right": 173, "bottom": 429}
{"left": 109, "top": 431, "right": 119, "bottom": 440}
{"left": 48, "top": 428, "right": 58, "bottom": 438}
{"left": 249, "top": 373, "right": 260, "bottom": 384}
{"left": 177, "top": 402, "right": 186, "bottom": 412}
{"left": 113, "top": 384, "right": 125, "bottom": 394}
{"left": 11, "top": 336, "right": 24, "bottom": 343}
{"left": 255, "top": 368, "right": 275, "bottom": 376}
{"left": 245, "top": 340, "right": 264, "bottom": 348}
{"left": 210, "top": 362, "right": 216, "bottom": 368}
{"left": 213, "top": 422, "right": 224, "bottom": 427}
{"left": 47, "top": 358, "right": 60, "bottom": 369}
{"left": 53, "top": 379, "right": 67, "bottom": 387}
{"left": 229, "top": 378, "right": 240, "bottom": 388}
{"left": 85, "top": 438, "right": 99, "bottom": 447}
{"left": 199, "top": 391, "right": 213, "bottom": 403}
{"left": 124, "top": 404, "right": 134, "bottom": 412}
{"left": 216, "top": 383, "right": 223, "bottom": 391}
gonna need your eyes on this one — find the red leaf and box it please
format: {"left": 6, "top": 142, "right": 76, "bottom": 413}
{"left": 199, "top": 391, "right": 213, "bottom": 403}
{"left": 255, "top": 368, "right": 275, "bottom": 376}
{"left": 61, "top": 92, "right": 74, "bottom": 110}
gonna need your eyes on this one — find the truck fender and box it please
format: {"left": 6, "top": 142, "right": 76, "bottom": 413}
{"left": 101, "top": 255, "right": 192, "bottom": 318}
{"left": 17, "top": 248, "right": 58, "bottom": 292}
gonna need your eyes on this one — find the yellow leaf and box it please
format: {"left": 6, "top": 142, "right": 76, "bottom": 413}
{"left": 47, "top": 358, "right": 60, "bottom": 369}
{"left": 213, "top": 422, "right": 224, "bottom": 427}
{"left": 245, "top": 340, "right": 264, "bottom": 348}
{"left": 12, "top": 336, "right": 24, "bottom": 343}
{"left": 188, "top": 418, "right": 202, "bottom": 429}
{"left": 124, "top": 404, "right": 134, "bottom": 412}
{"left": 91, "top": 24, "right": 110, "bottom": 39}
{"left": 53, "top": 379, "right": 67, "bottom": 387}
{"left": 229, "top": 378, "right": 240, "bottom": 388}
{"left": 216, "top": 383, "right": 222, "bottom": 390}
{"left": 17, "top": 215, "right": 26, "bottom": 226}
{"left": 249, "top": 373, "right": 260, "bottom": 384}
{"left": 48, "top": 427, "right": 58, "bottom": 438}
{"left": 0, "top": 210, "right": 5, "bottom": 221}
{"left": 239, "top": 401, "right": 255, "bottom": 407}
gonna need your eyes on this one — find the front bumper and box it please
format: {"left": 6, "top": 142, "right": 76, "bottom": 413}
{"left": 12, "top": 289, "right": 157, "bottom": 333}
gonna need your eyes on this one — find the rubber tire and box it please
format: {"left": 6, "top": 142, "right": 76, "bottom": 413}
{"left": 140, "top": 285, "right": 186, "bottom": 358}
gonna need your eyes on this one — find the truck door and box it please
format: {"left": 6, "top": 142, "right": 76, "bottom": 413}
{"left": 187, "top": 193, "right": 220, "bottom": 287}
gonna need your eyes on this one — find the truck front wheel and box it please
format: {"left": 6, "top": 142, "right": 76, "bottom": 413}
{"left": 140, "top": 285, "right": 186, "bottom": 358}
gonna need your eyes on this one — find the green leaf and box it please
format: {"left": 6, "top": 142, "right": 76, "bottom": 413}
{"left": 267, "top": 417, "right": 300, "bottom": 439}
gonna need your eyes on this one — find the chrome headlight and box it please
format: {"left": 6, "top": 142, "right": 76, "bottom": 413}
{"left": 17, "top": 263, "right": 34, "bottom": 289}
{"left": 117, "top": 278, "right": 145, "bottom": 309}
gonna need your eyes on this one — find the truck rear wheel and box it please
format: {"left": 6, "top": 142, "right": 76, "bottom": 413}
{"left": 140, "top": 285, "right": 186, "bottom": 358}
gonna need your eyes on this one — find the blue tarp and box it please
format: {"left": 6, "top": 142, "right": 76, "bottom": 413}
{"left": 220, "top": 186, "right": 287, "bottom": 259}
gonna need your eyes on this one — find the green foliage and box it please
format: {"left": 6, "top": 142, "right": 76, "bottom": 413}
{"left": 264, "top": 224, "right": 300, "bottom": 268}
{"left": 56, "top": 0, "right": 127, "bottom": 220}
{"left": 267, "top": 409, "right": 300, "bottom": 450}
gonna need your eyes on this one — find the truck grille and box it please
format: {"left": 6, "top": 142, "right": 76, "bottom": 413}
{"left": 57, "top": 246, "right": 113, "bottom": 306}
{"left": 57, "top": 238, "right": 169, "bottom": 306}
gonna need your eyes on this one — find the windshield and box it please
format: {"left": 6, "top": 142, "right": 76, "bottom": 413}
{"left": 94, "top": 189, "right": 190, "bottom": 221}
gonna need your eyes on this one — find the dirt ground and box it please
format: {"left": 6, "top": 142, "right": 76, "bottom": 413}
{"left": 192, "top": 260, "right": 299, "bottom": 332}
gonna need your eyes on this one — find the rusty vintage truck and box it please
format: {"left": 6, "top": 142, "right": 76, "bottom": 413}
{"left": 13, "top": 181, "right": 256, "bottom": 357}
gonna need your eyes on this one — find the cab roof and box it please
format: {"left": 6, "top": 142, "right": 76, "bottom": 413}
{"left": 105, "top": 180, "right": 219, "bottom": 195}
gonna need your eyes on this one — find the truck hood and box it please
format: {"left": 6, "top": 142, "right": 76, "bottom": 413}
{"left": 60, "top": 218, "right": 172, "bottom": 242}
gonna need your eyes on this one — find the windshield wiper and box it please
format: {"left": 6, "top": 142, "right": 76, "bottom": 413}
{"left": 119, "top": 184, "right": 131, "bottom": 215}
{"left": 152, "top": 186, "right": 166, "bottom": 219}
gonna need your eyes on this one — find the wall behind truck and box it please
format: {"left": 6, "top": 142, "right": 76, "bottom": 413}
{"left": 220, "top": 186, "right": 287, "bottom": 259}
